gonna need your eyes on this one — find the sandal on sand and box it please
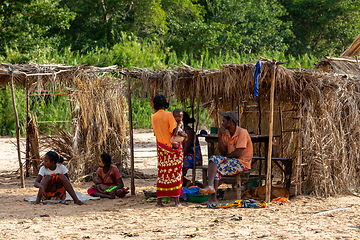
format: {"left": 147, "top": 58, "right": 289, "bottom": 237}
{"left": 199, "top": 187, "right": 215, "bottom": 194}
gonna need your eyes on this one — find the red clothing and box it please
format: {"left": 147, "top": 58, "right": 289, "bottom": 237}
{"left": 96, "top": 165, "right": 121, "bottom": 184}
{"left": 151, "top": 109, "right": 177, "bottom": 147}
{"left": 221, "top": 126, "right": 253, "bottom": 169}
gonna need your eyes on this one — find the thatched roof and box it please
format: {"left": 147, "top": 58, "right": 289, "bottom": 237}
{"left": 123, "top": 60, "right": 360, "bottom": 197}
{"left": 125, "top": 60, "right": 299, "bottom": 110}
{"left": 341, "top": 33, "right": 360, "bottom": 57}
{"left": 0, "top": 63, "right": 128, "bottom": 180}
{"left": 0, "top": 63, "right": 118, "bottom": 89}
{"left": 315, "top": 56, "right": 360, "bottom": 76}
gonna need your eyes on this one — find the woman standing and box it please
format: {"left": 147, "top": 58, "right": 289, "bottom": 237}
{"left": 151, "top": 94, "right": 183, "bottom": 207}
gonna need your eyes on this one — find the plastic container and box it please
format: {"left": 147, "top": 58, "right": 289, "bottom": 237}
{"left": 186, "top": 194, "right": 209, "bottom": 203}
{"left": 143, "top": 190, "right": 157, "bottom": 198}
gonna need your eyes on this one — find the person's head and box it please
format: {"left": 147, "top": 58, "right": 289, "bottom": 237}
{"left": 93, "top": 175, "right": 103, "bottom": 184}
{"left": 153, "top": 94, "right": 169, "bottom": 111}
{"left": 173, "top": 109, "right": 184, "bottom": 123}
{"left": 99, "top": 153, "right": 112, "bottom": 168}
{"left": 183, "top": 112, "right": 195, "bottom": 126}
{"left": 220, "top": 111, "right": 238, "bottom": 129}
{"left": 44, "top": 151, "right": 64, "bottom": 169}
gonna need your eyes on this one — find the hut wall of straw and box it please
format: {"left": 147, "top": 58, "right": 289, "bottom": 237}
{"left": 0, "top": 64, "right": 128, "bottom": 181}
{"left": 127, "top": 61, "right": 360, "bottom": 196}
{"left": 69, "top": 74, "right": 128, "bottom": 179}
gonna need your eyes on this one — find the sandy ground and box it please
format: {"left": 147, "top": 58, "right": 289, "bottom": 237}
{"left": 1, "top": 131, "right": 360, "bottom": 239}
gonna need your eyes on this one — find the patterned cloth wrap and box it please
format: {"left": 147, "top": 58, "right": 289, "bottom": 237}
{"left": 156, "top": 142, "right": 183, "bottom": 198}
{"left": 182, "top": 127, "right": 202, "bottom": 172}
{"left": 209, "top": 155, "right": 248, "bottom": 180}
{"left": 41, "top": 173, "right": 66, "bottom": 200}
{"left": 195, "top": 200, "right": 267, "bottom": 209}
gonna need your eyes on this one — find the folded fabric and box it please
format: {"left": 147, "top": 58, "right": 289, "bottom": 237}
{"left": 181, "top": 187, "right": 200, "bottom": 200}
{"left": 271, "top": 197, "right": 290, "bottom": 203}
{"left": 254, "top": 61, "right": 261, "bottom": 98}
{"left": 195, "top": 200, "right": 267, "bottom": 209}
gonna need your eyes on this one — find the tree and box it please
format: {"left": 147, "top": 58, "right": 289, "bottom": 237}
{"left": 0, "top": 0, "right": 75, "bottom": 57}
{"left": 166, "top": 0, "right": 292, "bottom": 57}
{"left": 279, "top": 0, "right": 360, "bottom": 56}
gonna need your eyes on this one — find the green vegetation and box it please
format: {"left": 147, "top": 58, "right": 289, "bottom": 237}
{"left": 0, "top": 0, "right": 356, "bottom": 135}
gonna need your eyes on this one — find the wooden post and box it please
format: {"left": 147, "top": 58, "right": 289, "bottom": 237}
{"left": 265, "top": 60, "right": 276, "bottom": 203}
{"left": 10, "top": 71, "right": 25, "bottom": 188}
{"left": 25, "top": 80, "right": 30, "bottom": 177}
{"left": 192, "top": 78, "right": 201, "bottom": 184}
{"left": 127, "top": 75, "right": 135, "bottom": 195}
{"left": 258, "top": 100, "right": 262, "bottom": 175}
{"left": 295, "top": 63, "right": 303, "bottom": 196}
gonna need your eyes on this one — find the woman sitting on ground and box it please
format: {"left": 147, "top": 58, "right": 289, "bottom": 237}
{"left": 34, "top": 151, "right": 84, "bottom": 205}
{"left": 87, "top": 153, "right": 129, "bottom": 199}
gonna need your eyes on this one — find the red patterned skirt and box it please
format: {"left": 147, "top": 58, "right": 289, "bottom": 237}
{"left": 156, "top": 142, "right": 183, "bottom": 198}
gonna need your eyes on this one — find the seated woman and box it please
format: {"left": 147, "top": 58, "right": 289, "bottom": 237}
{"left": 34, "top": 151, "right": 83, "bottom": 205}
{"left": 87, "top": 153, "right": 129, "bottom": 199}
{"left": 182, "top": 112, "right": 203, "bottom": 186}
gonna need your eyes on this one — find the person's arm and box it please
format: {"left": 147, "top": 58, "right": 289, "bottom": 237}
{"left": 34, "top": 175, "right": 45, "bottom": 196}
{"left": 226, "top": 148, "right": 244, "bottom": 158}
{"left": 183, "top": 128, "right": 195, "bottom": 156}
{"left": 218, "top": 126, "right": 228, "bottom": 156}
{"left": 110, "top": 177, "right": 125, "bottom": 198}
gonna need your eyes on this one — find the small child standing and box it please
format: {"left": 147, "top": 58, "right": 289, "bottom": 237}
{"left": 171, "top": 109, "right": 188, "bottom": 148}
{"left": 34, "top": 151, "right": 83, "bottom": 205}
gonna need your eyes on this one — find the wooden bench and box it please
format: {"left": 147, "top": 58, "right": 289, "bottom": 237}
{"left": 200, "top": 165, "right": 266, "bottom": 199}
{"left": 252, "top": 156, "right": 292, "bottom": 190}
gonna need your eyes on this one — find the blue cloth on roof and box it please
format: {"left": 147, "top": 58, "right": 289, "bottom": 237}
{"left": 254, "top": 61, "right": 261, "bottom": 98}
{"left": 181, "top": 187, "right": 200, "bottom": 200}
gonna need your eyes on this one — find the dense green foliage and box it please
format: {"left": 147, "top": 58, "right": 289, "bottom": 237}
{"left": 0, "top": 0, "right": 357, "bottom": 135}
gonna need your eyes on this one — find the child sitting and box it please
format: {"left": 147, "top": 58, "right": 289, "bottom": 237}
{"left": 90, "top": 175, "right": 115, "bottom": 196}
{"left": 34, "top": 151, "right": 83, "bottom": 205}
{"left": 87, "top": 153, "right": 129, "bottom": 199}
{"left": 171, "top": 109, "right": 188, "bottom": 148}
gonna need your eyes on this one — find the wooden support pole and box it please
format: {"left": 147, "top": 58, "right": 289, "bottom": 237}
{"left": 192, "top": 77, "right": 201, "bottom": 184}
{"left": 265, "top": 60, "right": 276, "bottom": 203}
{"left": 127, "top": 75, "right": 135, "bottom": 195}
{"left": 295, "top": 64, "right": 303, "bottom": 196}
{"left": 25, "top": 80, "right": 30, "bottom": 177}
{"left": 10, "top": 72, "right": 25, "bottom": 188}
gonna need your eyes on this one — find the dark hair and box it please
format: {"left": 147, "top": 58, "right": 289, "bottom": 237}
{"left": 173, "top": 109, "right": 183, "bottom": 114}
{"left": 101, "top": 153, "right": 112, "bottom": 167}
{"left": 153, "top": 94, "right": 169, "bottom": 110}
{"left": 183, "top": 112, "right": 195, "bottom": 126}
{"left": 45, "top": 151, "right": 64, "bottom": 164}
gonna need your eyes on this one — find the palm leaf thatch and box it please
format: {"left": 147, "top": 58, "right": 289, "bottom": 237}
{"left": 123, "top": 59, "right": 360, "bottom": 197}
{"left": 0, "top": 64, "right": 128, "bottom": 180}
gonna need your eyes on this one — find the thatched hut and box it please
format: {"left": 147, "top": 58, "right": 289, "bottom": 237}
{"left": 123, "top": 58, "right": 360, "bottom": 197}
{"left": 0, "top": 64, "right": 128, "bottom": 183}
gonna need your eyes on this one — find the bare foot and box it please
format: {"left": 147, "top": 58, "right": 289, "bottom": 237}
{"left": 74, "top": 200, "right": 84, "bottom": 205}
{"left": 157, "top": 199, "right": 164, "bottom": 207}
{"left": 199, "top": 186, "right": 215, "bottom": 194}
{"left": 174, "top": 197, "right": 182, "bottom": 207}
{"left": 33, "top": 200, "right": 41, "bottom": 204}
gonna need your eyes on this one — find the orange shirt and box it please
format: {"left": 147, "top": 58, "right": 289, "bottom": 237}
{"left": 151, "top": 109, "right": 177, "bottom": 147}
{"left": 221, "top": 126, "right": 253, "bottom": 169}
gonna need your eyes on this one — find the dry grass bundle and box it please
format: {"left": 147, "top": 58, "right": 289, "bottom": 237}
{"left": 301, "top": 72, "right": 360, "bottom": 196}
{"left": 126, "top": 61, "right": 360, "bottom": 197}
{"left": 69, "top": 74, "right": 128, "bottom": 180}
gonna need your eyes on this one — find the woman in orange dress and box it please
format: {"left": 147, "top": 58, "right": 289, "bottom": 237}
{"left": 151, "top": 94, "right": 183, "bottom": 207}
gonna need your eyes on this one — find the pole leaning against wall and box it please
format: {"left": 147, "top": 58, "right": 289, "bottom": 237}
{"left": 9, "top": 70, "right": 25, "bottom": 188}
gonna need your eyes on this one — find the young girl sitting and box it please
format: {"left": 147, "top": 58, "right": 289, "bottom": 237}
{"left": 34, "top": 151, "right": 84, "bottom": 205}
{"left": 171, "top": 109, "right": 188, "bottom": 148}
{"left": 87, "top": 153, "right": 129, "bottom": 199}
